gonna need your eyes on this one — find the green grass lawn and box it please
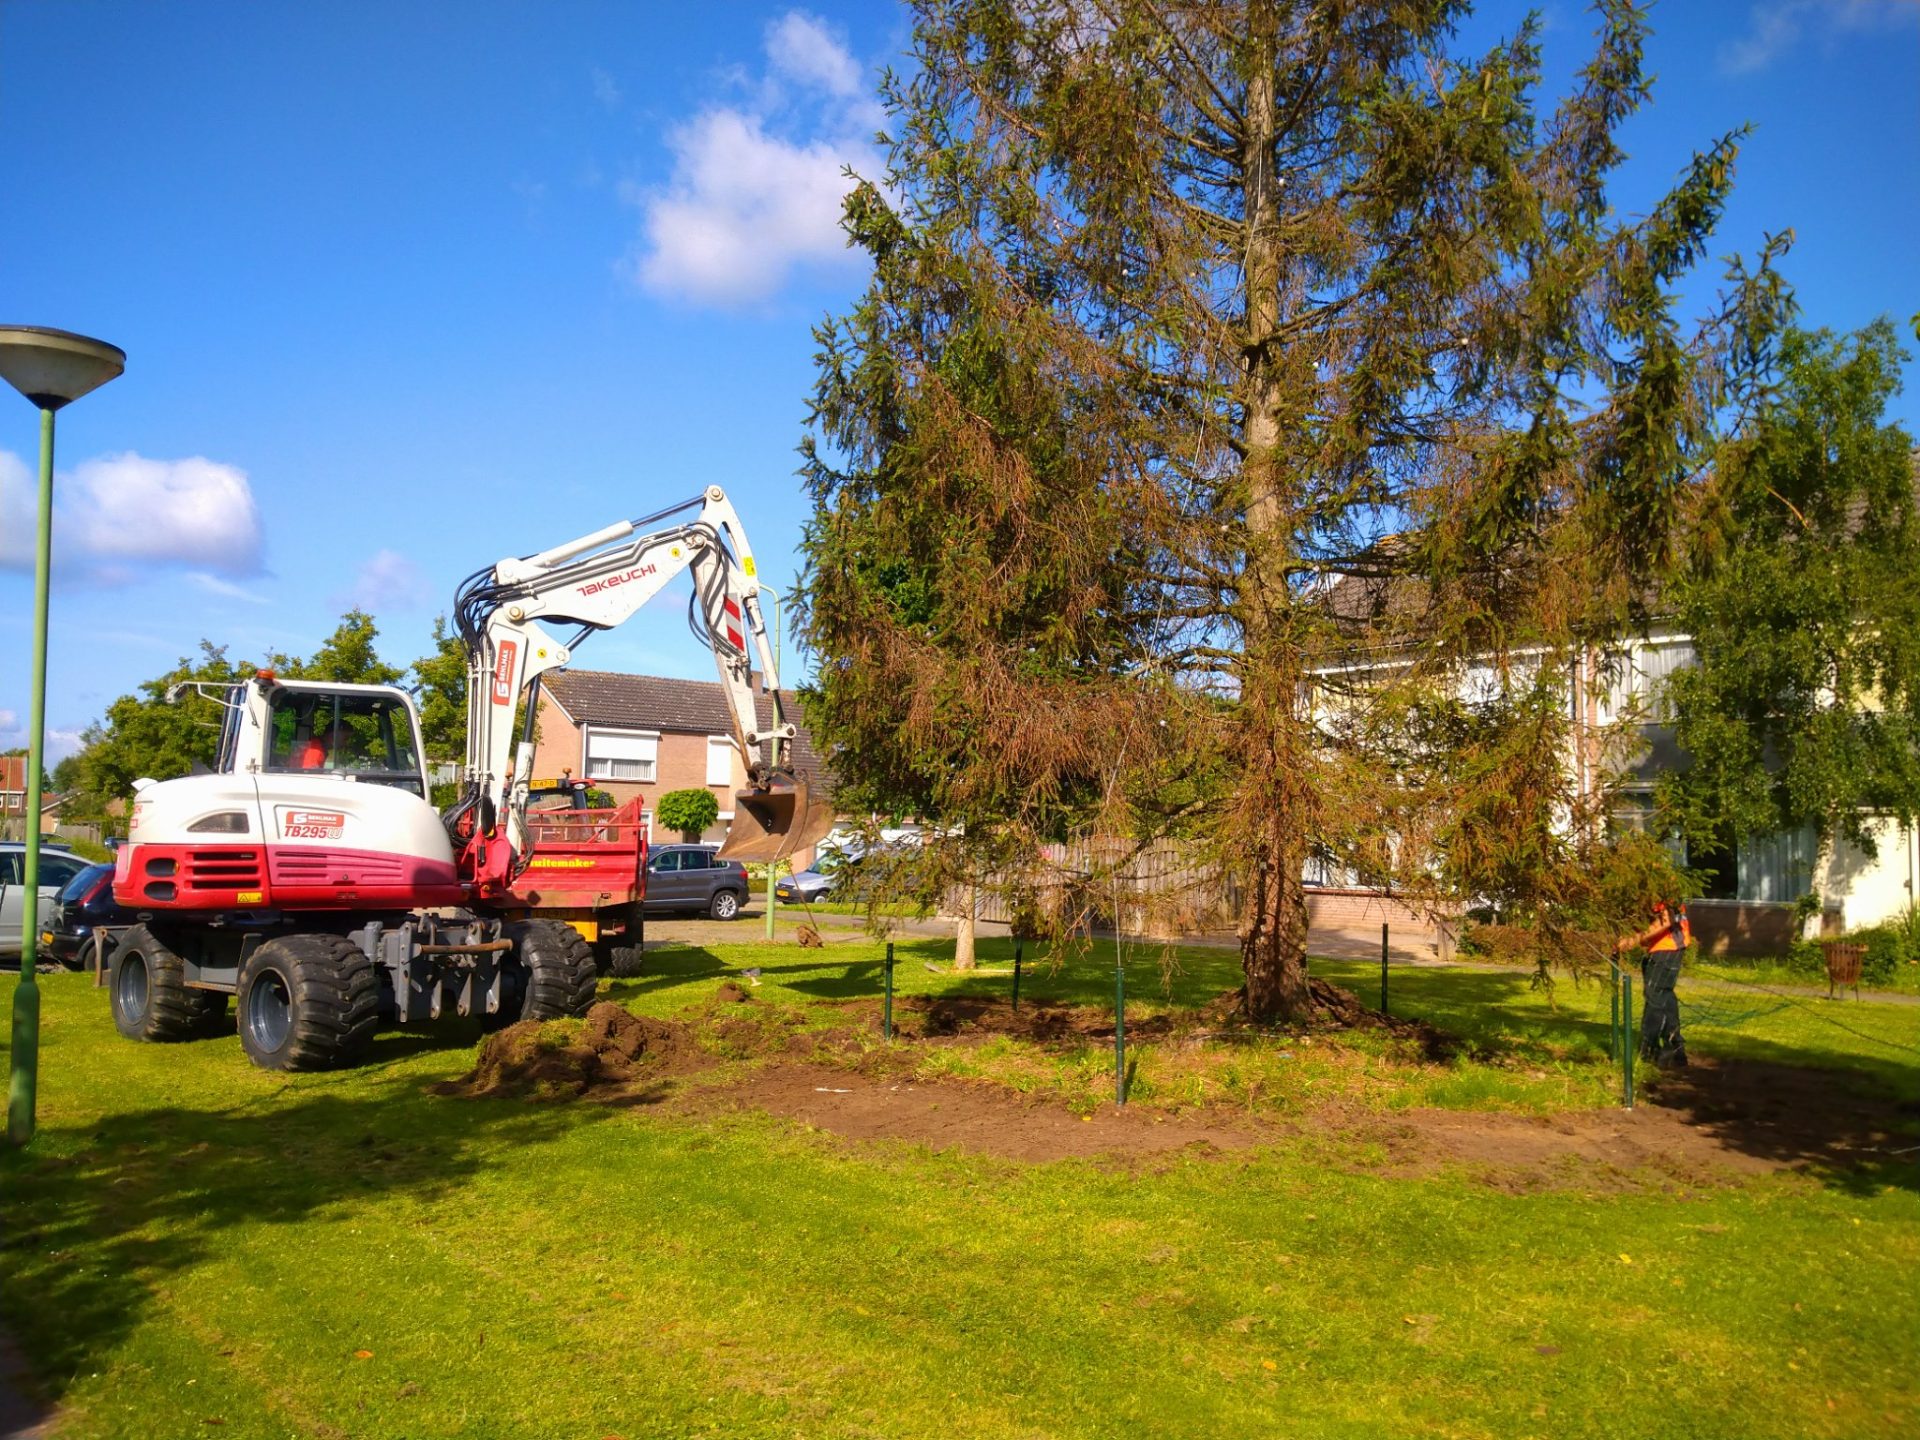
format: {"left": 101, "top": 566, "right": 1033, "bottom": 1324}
{"left": 4, "top": 943, "right": 1917, "bottom": 1439}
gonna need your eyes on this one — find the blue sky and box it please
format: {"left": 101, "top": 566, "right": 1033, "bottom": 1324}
{"left": 2, "top": 0, "right": 1915, "bottom": 761}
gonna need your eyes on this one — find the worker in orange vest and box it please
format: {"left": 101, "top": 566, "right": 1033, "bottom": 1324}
{"left": 1617, "top": 900, "right": 1691, "bottom": 1069}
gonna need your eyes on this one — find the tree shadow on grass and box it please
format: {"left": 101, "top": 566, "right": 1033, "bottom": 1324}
{"left": 1322, "top": 963, "right": 1920, "bottom": 1193}
{"left": 0, "top": 1073, "right": 618, "bottom": 1407}
{"left": 1642, "top": 1053, "right": 1920, "bottom": 1196}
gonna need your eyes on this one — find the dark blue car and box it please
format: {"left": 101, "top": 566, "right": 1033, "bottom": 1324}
{"left": 40, "top": 862, "right": 135, "bottom": 970}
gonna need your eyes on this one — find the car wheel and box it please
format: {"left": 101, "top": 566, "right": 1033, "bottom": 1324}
{"left": 709, "top": 889, "right": 741, "bottom": 921}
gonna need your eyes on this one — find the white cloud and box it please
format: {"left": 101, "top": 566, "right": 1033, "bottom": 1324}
{"left": 187, "top": 572, "right": 270, "bottom": 605}
{"left": 621, "top": 8, "right": 879, "bottom": 307}
{"left": 0, "top": 449, "right": 264, "bottom": 581}
{"left": 591, "top": 65, "right": 622, "bottom": 110}
{"left": 333, "top": 548, "right": 431, "bottom": 613}
{"left": 766, "top": 11, "right": 862, "bottom": 97}
{"left": 0, "top": 712, "right": 82, "bottom": 763}
{"left": 1718, "top": 0, "right": 1918, "bottom": 75}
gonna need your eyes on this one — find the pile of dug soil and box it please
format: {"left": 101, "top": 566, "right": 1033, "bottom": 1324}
{"left": 444, "top": 1002, "right": 700, "bottom": 1099}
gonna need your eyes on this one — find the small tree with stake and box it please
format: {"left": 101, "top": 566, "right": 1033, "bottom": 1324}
{"left": 656, "top": 788, "right": 720, "bottom": 843}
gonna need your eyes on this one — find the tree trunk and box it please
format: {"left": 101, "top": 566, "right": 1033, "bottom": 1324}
{"left": 1241, "top": 811, "right": 1313, "bottom": 1021}
{"left": 1235, "top": 1, "right": 1314, "bottom": 1023}
{"left": 954, "top": 880, "right": 977, "bottom": 970}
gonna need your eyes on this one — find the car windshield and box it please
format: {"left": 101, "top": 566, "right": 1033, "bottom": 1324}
{"left": 264, "top": 690, "right": 424, "bottom": 795}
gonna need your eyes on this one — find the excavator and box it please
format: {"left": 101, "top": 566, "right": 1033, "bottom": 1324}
{"left": 106, "top": 487, "right": 832, "bottom": 1069}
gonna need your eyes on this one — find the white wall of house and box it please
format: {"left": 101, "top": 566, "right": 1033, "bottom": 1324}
{"left": 1817, "top": 817, "right": 1918, "bottom": 930}
{"left": 1311, "top": 628, "right": 1918, "bottom": 935}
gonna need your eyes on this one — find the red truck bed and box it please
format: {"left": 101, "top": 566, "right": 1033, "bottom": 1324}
{"left": 509, "top": 796, "right": 648, "bottom": 945}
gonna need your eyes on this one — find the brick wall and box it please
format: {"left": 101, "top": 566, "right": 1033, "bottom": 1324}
{"left": 1686, "top": 898, "right": 1842, "bottom": 957}
{"left": 1305, "top": 888, "right": 1459, "bottom": 934}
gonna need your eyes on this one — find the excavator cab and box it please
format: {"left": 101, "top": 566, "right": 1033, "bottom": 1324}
{"left": 718, "top": 775, "right": 835, "bottom": 864}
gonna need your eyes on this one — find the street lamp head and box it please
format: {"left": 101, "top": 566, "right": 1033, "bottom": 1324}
{"left": 0, "top": 325, "right": 125, "bottom": 411}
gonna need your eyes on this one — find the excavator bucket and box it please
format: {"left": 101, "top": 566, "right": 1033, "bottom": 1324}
{"left": 717, "top": 776, "right": 837, "bottom": 865}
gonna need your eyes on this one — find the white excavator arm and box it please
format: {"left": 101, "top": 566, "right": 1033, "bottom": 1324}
{"left": 447, "top": 485, "right": 827, "bottom": 885}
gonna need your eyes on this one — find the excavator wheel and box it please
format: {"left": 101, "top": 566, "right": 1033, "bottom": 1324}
{"left": 505, "top": 920, "right": 599, "bottom": 1021}
{"left": 110, "top": 925, "right": 225, "bottom": 1043}
{"left": 235, "top": 934, "right": 378, "bottom": 1071}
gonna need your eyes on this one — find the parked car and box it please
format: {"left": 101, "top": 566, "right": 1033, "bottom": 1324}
{"left": 642, "top": 844, "right": 750, "bottom": 920}
{"left": 773, "top": 868, "right": 837, "bottom": 905}
{"left": 0, "top": 841, "right": 93, "bottom": 960}
{"left": 41, "top": 862, "right": 137, "bottom": 970}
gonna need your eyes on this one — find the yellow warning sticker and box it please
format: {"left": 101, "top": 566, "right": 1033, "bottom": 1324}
{"left": 237, "top": 891, "right": 264, "bottom": 904}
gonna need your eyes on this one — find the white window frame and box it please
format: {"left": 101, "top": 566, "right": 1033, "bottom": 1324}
{"left": 706, "top": 735, "right": 737, "bottom": 787}
{"left": 582, "top": 726, "right": 660, "bottom": 784}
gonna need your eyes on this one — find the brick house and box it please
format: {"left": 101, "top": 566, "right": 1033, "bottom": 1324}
{"left": 0, "top": 755, "right": 62, "bottom": 840}
{"left": 526, "top": 669, "right": 833, "bottom": 864}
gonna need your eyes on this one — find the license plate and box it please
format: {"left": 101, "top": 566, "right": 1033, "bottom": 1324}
{"left": 567, "top": 920, "right": 599, "bottom": 943}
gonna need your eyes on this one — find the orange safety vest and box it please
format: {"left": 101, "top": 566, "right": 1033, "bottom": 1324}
{"left": 1647, "top": 903, "right": 1692, "bottom": 953}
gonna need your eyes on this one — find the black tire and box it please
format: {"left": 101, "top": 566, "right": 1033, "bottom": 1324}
{"left": 505, "top": 920, "right": 598, "bottom": 1021}
{"left": 110, "top": 925, "right": 202, "bottom": 1042}
{"left": 236, "top": 934, "right": 378, "bottom": 1071}
{"left": 709, "top": 888, "right": 743, "bottom": 921}
{"left": 607, "top": 946, "right": 646, "bottom": 979}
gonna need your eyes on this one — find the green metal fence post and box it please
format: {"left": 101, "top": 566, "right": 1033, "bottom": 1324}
{"left": 1011, "top": 940, "right": 1022, "bottom": 1012}
{"left": 883, "top": 941, "right": 895, "bottom": 1042}
{"left": 1609, "top": 961, "right": 1621, "bottom": 1062}
{"left": 1114, "top": 959, "right": 1127, "bottom": 1106}
{"left": 1623, "top": 971, "right": 1635, "bottom": 1110}
{"left": 1379, "top": 922, "right": 1389, "bottom": 1015}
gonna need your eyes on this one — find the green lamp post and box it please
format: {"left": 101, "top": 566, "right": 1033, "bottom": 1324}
{"left": 1, "top": 325, "right": 125, "bottom": 1148}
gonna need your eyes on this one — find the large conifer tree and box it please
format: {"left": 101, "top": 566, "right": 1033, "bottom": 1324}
{"left": 800, "top": 0, "right": 1783, "bottom": 1019}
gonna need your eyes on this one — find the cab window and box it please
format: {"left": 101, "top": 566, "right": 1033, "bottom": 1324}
{"left": 264, "top": 690, "right": 424, "bottom": 795}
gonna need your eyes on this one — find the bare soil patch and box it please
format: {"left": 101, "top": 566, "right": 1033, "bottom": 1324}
{"left": 434, "top": 996, "right": 1912, "bottom": 1187}
{"left": 676, "top": 1061, "right": 1263, "bottom": 1163}
{"left": 872, "top": 980, "right": 1452, "bottom": 1059}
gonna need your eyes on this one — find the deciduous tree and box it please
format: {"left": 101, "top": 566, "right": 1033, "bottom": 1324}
{"left": 1662, "top": 320, "right": 1920, "bottom": 873}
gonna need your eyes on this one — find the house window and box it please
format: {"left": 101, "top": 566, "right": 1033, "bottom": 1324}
{"left": 706, "top": 735, "right": 735, "bottom": 787}
{"left": 1736, "top": 825, "right": 1817, "bottom": 903}
{"left": 584, "top": 728, "right": 659, "bottom": 783}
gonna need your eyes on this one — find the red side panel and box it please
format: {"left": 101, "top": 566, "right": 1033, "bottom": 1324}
{"left": 114, "top": 842, "right": 466, "bottom": 912}
{"left": 507, "top": 799, "right": 648, "bottom": 912}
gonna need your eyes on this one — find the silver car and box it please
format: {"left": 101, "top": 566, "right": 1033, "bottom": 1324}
{"left": 0, "top": 841, "right": 93, "bottom": 958}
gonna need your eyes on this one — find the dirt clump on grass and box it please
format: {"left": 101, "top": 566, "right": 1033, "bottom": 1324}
{"left": 441, "top": 1002, "right": 701, "bottom": 1099}
{"left": 713, "top": 980, "right": 754, "bottom": 1004}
